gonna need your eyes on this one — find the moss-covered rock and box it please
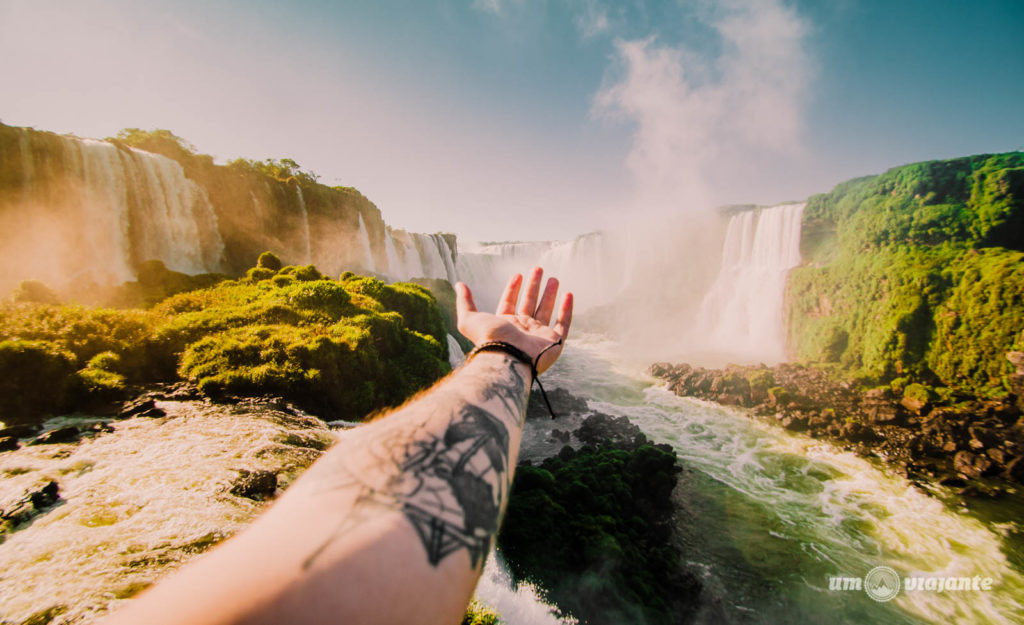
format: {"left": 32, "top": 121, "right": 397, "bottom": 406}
{"left": 499, "top": 444, "right": 699, "bottom": 625}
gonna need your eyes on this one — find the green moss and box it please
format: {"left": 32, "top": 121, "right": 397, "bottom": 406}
{"left": 789, "top": 153, "right": 1024, "bottom": 396}
{"left": 1, "top": 260, "right": 450, "bottom": 422}
{"left": 499, "top": 444, "right": 692, "bottom": 625}
{"left": 256, "top": 251, "right": 283, "bottom": 271}
{"left": 0, "top": 340, "right": 76, "bottom": 421}
{"left": 462, "top": 600, "right": 501, "bottom": 625}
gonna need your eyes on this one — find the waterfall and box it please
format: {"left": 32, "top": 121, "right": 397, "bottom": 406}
{"left": 695, "top": 203, "right": 805, "bottom": 363}
{"left": 356, "top": 213, "right": 376, "bottom": 273}
{"left": 296, "top": 186, "right": 312, "bottom": 264}
{"left": 0, "top": 127, "right": 225, "bottom": 293}
{"left": 384, "top": 230, "right": 402, "bottom": 279}
{"left": 446, "top": 334, "right": 466, "bottom": 368}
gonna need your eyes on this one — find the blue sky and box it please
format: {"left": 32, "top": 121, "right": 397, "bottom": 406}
{"left": 1, "top": 0, "right": 1022, "bottom": 240}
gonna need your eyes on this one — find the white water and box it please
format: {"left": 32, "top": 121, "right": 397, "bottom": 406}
{"left": 695, "top": 203, "right": 804, "bottom": 363}
{"left": 474, "top": 549, "right": 576, "bottom": 625}
{"left": 356, "top": 213, "right": 377, "bottom": 273}
{"left": 295, "top": 186, "right": 312, "bottom": 264}
{"left": 1, "top": 130, "right": 225, "bottom": 292}
{"left": 535, "top": 336, "right": 1024, "bottom": 624}
{"left": 447, "top": 334, "right": 466, "bottom": 368}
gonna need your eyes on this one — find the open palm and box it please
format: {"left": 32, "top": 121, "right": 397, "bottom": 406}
{"left": 455, "top": 267, "right": 574, "bottom": 375}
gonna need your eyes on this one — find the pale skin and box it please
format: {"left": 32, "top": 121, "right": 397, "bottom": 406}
{"left": 102, "top": 267, "right": 573, "bottom": 625}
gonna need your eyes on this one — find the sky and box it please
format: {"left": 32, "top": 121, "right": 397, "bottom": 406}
{"left": 1, "top": 0, "right": 1022, "bottom": 241}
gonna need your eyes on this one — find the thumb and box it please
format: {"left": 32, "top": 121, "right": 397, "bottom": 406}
{"left": 455, "top": 282, "right": 477, "bottom": 321}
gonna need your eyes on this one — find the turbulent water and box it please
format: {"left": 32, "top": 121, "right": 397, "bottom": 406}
{"left": 515, "top": 336, "right": 1024, "bottom": 624}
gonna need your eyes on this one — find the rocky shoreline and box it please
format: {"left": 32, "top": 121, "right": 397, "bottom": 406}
{"left": 649, "top": 355, "right": 1024, "bottom": 498}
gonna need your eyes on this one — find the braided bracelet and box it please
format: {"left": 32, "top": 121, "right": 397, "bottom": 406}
{"left": 466, "top": 339, "right": 564, "bottom": 419}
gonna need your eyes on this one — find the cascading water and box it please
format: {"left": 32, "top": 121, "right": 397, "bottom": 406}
{"left": 695, "top": 203, "right": 805, "bottom": 364}
{"left": 295, "top": 186, "right": 312, "bottom": 264}
{"left": 0, "top": 130, "right": 225, "bottom": 292}
{"left": 355, "top": 213, "right": 377, "bottom": 273}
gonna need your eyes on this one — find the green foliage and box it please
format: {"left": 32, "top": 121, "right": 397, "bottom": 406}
{"left": 12, "top": 280, "right": 61, "bottom": 305}
{"left": 903, "top": 383, "right": 932, "bottom": 405}
{"left": 411, "top": 277, "right": 473, "bottom": 353}
{"left": 789, "top": 152, "right": 1024, "bottom": 396}
{"left": 462, "top": 600, "right": 501, "bottom": 625}
{"left": 226, "top": 157, "right": 321, "bottom": 186}
{"left": 0, "top": 340, "right": 77, "bottom": 422}
{"left": 0, "top": 262, "right": 451, "bottom": 422}
{"left": 499, "top": 444, "right": 692, "bottom": 625}
{"left": 257, "top": 252, "right": 283, "bottom": 272}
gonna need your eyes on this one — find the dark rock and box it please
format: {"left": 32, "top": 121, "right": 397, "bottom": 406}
{"left": 0, "top": 436, "right": 19, "bottom": 452}
{"left": 575, "top": 413, "right": 644, "bottom": 449}
{"left": 138, "top": 407, "right": 167, "bottom": 418}
{"left": 1004, "top": 456, "right": 1024, "bottom": 483}
{"left": 1, "top": 481, "right": 61, "bottom": 526}
{"left": 28, "top": 426, "right": 80, "bottom": 446}
{"left": 939, "top": 476, "right": 968, "bottom": 487}
{"left": 29, "top": 481, "right": 60, "bottom": 509}
{"left": 229, "top": 470, "right": 278, "bottom": 500}
{"left": 527, "top": 387, "right": 588, "bottom": 420}
{"left": 119, "top": 397, "right": 156, "bottom": 418}
{"left": 550, "top": 429, "right": 571, "bottom": 443}
{"left": 0, "top": 424, "right": 40, "bottom": 439}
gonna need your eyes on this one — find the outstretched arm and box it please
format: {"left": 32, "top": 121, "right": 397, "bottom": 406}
{"left": 102, "top": 268, "right": 573, "bottom": 625}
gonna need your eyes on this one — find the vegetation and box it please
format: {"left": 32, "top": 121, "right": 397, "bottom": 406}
{"left": 461, "top": 600, "right": 501, "bottom": 625}
{"left": 788, "top": 152, "right": 1024, "bottom": 397}
{"left": 0, "top": 257, "right": 450, "bottom": 424}
{"left": 498, "top": 443, "right": 696, "bottom": 625}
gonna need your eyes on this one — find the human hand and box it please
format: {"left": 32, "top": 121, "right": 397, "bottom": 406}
{"left": 455, "top": 267, "right": 573, "bottom": 375}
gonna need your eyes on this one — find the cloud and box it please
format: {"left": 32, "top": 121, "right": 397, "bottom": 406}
{"left": 573, "top": 0, "right": 610, "bottom": 38}
{"left": 593, "top": 0, "right": 812, "bottom": 211}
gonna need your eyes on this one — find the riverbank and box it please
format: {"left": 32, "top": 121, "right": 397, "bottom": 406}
{"left": 649, "top": 357, "right": 1024, "bottom": 498}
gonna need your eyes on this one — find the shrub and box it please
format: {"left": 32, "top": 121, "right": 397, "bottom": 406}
{"left": 12, "top": 280, "right": 61, "bottom": 305}
{"left": 257, "top": 251, "right": 283, "bottom": 271}
{"left": 499, "top": 444, "right": 695, "bottom": 625}
{"left": 0, "top": 340, "right": 76, "bottom": 422}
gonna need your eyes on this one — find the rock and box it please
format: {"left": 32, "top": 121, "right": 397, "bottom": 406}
{"left": 120, "top": 397, "right": 157, "bottom": 418}
{"left": 575, "top": 413, "right": 644, "bottom": 449}
{"left": 138, "top": 407, "right": 167, "bottom": 418}
{"left": 0, "top": 424, "right": 41, "bottom": 439}
{"left": 1004, "top": 456, "right": 1024, "bottom": 483}
{"left": 780, "top": 414, "right": 809, "bottom": 432}
{"left": 900, "top": 395, "right": 929, "bottom": 414}
{"left": 0, "top": 436, "right": 19, "bottom": 452}
{"left": 28, "top": 426, "right": 81, "bottom": 446}
{"left": 527, "top": 386, "right": 588, "bottom": 419}
{"left": 953, "top": 451, "right": 994, "bottom": 479}
{"left": 1, "top": 481, "right": 61, "bottom": 526}
{"left": 550, "top": 429, "right": 571, "bottom": 443}
{"left": 229, "top": 470, "right": 278, "bottom": 500}
{"left": 939, "top": 476, "right": 968, "bottom": 487}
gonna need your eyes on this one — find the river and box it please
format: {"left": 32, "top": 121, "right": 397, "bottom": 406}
{"left": 476, "top": 334, "right": 1024, "bottom": 624}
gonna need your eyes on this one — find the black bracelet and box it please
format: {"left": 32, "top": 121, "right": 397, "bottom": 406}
{"left": 465, "top": 339, "right": 564, "bottom": 419}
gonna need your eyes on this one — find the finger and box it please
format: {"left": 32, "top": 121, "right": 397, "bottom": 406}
{"left": 496, "top": 273, "right": 522, "bottom": 315}
{"left": 535, "top": 277, "right": 559, "bottom": 325}
{"left": 553, "top": 292, "right": 574, "bottom": 339}
{"left": 455, "top": 282, "right": 477, "bottom": 319}
{"left": 518, "top": 267, "right": 544, "bottom": 317}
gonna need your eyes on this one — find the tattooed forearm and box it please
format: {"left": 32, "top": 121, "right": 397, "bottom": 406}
{"left": 301, "top": 354, "right": 530, "bottom": 570}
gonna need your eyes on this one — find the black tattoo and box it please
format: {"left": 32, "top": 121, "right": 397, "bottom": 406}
{"left": 303, "top": 357, "right": 528, "bottom": 570}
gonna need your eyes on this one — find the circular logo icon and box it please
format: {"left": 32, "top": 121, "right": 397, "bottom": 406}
{"left": 864, "top": 566, "right": 901, "bottom": 602}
